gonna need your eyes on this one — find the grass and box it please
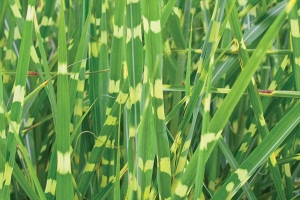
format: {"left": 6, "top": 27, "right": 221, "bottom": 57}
{"left": 0, "top": 0, "right": 300, "bottom": 199}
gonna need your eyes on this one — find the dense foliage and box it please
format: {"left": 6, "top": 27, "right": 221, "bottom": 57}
{"left": 0, "top": 0, "right": 300, "bottom": 199}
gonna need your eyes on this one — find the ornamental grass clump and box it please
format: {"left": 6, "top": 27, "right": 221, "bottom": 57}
{"left": 0, "top": 0, "right": 300, "bottom": 199}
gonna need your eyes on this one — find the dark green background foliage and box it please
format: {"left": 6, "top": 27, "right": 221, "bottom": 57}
{"left": 0, "top": 0, "right": 300, "bottom": 199}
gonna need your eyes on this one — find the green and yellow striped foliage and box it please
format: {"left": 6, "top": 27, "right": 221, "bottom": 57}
{"left": 0, "top": 0, "right": 300, "bottom": 199}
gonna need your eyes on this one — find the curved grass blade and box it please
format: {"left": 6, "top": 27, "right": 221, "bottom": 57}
{"left": 76, "top": 80, "right": 129, "bottom": 199}
{"left": 171, "top": 1, "right": 229, "bottom": 197}
{"left": 1, "top": 1, "right": 46, "bottom": 199}
{"left": 227, "top": 0, "right": 287, "bottom": 198}
{"left": 212, "top": 101, "right": 300, "bottom": 199}
{"left": 0, "top": 138, "right": 40, "bottom": 200}
{"left": 193, "top": 1, "right": 229, "bottom": 198}
{"left": 171, "top": 1, "right": 297, "bottom": 199}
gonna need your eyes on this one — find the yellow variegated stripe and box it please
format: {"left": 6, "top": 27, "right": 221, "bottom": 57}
{"left": 154, "top": 79, "right": 163, "bottom": 99}
{"left": 0, "top": 171, "right": 4, "bottom": 189}
{"left": 235, "top": 168, "right": 249, "bottom": 184}
{"left": 12, "top": 85, "right": 25, "bottom": 105}
{"left": 142, "top": 16, "right": 149, "bottom": 33}
{"left": 113, "top": 25, "right": 124, "bottom": 38}
{"left": 200, "top": 131, "right": 222, "bottom": 150}
{"left": 8, "top": 121, "right": 19, "bottom": 134}
{"left": 58, "top": 63, "right": 68, "bottom": 75}
{"left": 25, "top": 5, "right": 35, "bottom": 21}
{"left": 108, "top": 79, "right": 120, "bottom": 93}
{"left": 173, "top": 7, "right": 181, "bottom": 18}
{"left": 129, "top": 83, "right": 142, "bottom": 104}
{"left": 104, "top": 115, "right": 118, "bottom": 126}
{"left": 4, "top": 49, "right": 17, "bottom": 63}
{"left": 89, "top": 41, "right": 99, "bottom": 57}
{"left": 209, "top": 21, "right": 221, "bottom": 42}
{"left": 4, "top": 162, "right": 13, "bottom": 185}
{"left": 95, "top": 135, "right": 107, "bottom": 147}
{"left": 126, "top": 24, "right": 142, "bottom": 43}
{"left": 138, "top": 157, "right": 154, "bottom": 172}
{"left": 156, "top": 105, "right": 165, "bottom": 120}
{"left": 149, "top": 20, "right": 161, "bottom": 33}
{"left": 226, "top": 182, "right": 234, "bottom": 192}
{"left": 101, "top": 175, "right": 115, "bottom": 186}
{"left": 174, "top": 139, "right": 191, "bottom": 176}
{"left": 10, "top": 3, "right": 22, "bottom": 19}
{"left": 159, "top": 157, "right": 171, "bottom": 174}
{"left": 102, "top": 0, "right": 108, "bottom": 13}
{"left": 90, "top": 13, "right": 100, "bottom": 26}
{"left": 40, "top": 16, "right": 54, "bottom": 26}
{"left": 238, "top": 0, "right": 247, "bottom": 6}
{"left": 174, "top": 182, "right": 189, "bottom": 197}
{"left": 57, "top": 151, "right": 72, "bottom": 174}
{"left": 170, "top": 131, "right": 182, "bottom": 153}
{"left": 290, "top": 19, "right": 300, "bottom": 37}
{"left": 239, "top": 143, "right": 248, "bottom": 153}
{"left": 127, "top": 0, "right": 139, "bottom": 3}
{"left": 116, "top": 92, "right": 129, "bottom": 104}
{"left": 203, "top": 94, "right": 211, "bottom": 112}
{"left": 30, "top": 45, "right": 40, "bottom": 63}
{"left": 0, "top": 130, "right": 5, "bottom": 139}
{"left": 45, "top": 179, "right": 57, "bottom": 195}
{"left": 270, "top": 153, "right": 277, "bottom": 167}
